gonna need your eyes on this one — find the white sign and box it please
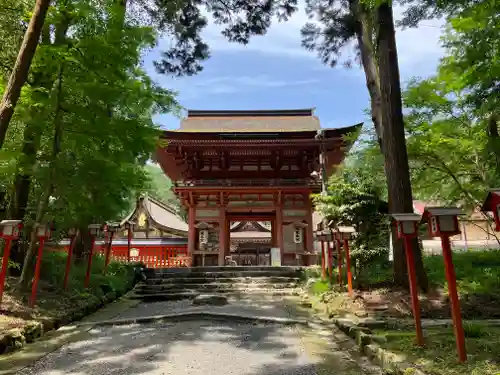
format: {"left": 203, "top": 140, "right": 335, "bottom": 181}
{"left": 130, "top": 248, "right": 140, "bottom": 257}
{"left": 271, "top": 247, "right": 281, "bottom": 266}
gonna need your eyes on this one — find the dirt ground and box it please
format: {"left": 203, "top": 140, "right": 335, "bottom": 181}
{"left": 0, "top": 277, "right": 85, "bottom": 334}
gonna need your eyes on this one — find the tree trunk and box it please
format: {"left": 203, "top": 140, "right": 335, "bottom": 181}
{"left": 0, "top": 0, "right": 51, "bottom": 149}
{"left": 7, "top": 11, "right": 71, "bottom": 266}
{"left": 19, "top": 64, "right": 64, "bottom": 289}
{"left": 376, "top": 2, "right": 428, "bottom": 292}
{"left": 352, "top": 0, "right": 383, "bottom": 148}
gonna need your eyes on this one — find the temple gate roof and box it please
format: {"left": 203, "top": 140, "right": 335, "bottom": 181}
{"left": 179, "top": 109, "right": 321, "bottom": 132}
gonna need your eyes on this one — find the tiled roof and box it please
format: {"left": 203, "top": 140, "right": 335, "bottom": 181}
{"left": 144, "top": 196, "right": 188, "bottom": 233}
{"left": 179, "top": 109, "right": 321, "bottom": 132}
{"left": 122, "top": 195, "right": 188, "bottom": 235}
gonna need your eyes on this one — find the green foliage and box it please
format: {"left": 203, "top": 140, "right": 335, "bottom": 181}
{"left": 314, "top": 139, "right": 389, "bottom": 273}
{"left": 376, "top": 324, "right": 500, "bottom": 375}
{"left": 309, "top": 279, "right": 331, "bottom": 295}
{"left": 360, "top": 250, "right": 500, "bottom": 299}
{"left": 40, "top": 251, "right": 137, "bottom": 298}
{"left": 424, "top": 250, "right": 500, "bottom": 296}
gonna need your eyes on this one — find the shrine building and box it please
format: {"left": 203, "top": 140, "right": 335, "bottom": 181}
{"left": 155, "top": 108, "right": 361, "bottom": 267}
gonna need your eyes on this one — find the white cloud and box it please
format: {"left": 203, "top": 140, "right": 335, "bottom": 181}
{"left": 174, "top": 75, "right": 319, "bottom": 99}
{"left": 201, "top": 3, "right": 445, "bottom": 79}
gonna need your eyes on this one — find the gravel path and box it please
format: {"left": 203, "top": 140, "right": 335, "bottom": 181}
{"left": 18, "top": 321, "right": 318, "bottom": 375}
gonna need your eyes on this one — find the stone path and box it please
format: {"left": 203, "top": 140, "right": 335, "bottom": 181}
{"left": 13, "top": 296, "right": 383, "bottom": 375}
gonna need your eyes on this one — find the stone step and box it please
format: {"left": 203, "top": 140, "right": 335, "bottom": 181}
{"left": 144, "top": 270, "right": 302, "bottom": 278}
{"left": 146, "top": 266, "right": 302, "bottom": 274}
{"left": 130, "top": 289, "right": 300, "bottom": 301}
{"left": 136, "top": 282, "right": 299, "bottom": 291}
{"left": 143, "top": 276, "right": 301, "bottom": 285}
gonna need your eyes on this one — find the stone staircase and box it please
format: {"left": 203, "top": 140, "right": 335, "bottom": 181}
{"left": 130, "top": 266, "right": 304, "bottom": 302}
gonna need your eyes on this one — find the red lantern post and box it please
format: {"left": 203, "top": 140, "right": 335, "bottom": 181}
{"left": 63, "top": 228, "right": 78, "bottom": 290}
{"left": 103, "top": 222, "right": 119, "bottom": 271}
{"left": 338, "top": 226, "right": 356, "bottom": 296}
{"left": 333, "top": 233, "right": 343, "bottom": 286}
{"left": 391, "top": 213, "right": 425, "bottom": 346}
{"left": 0, "top": 220, "right": 23, "bottom": 303}
{"left": 481, "top": 189, "right": 500, "bottom": 231}
{"left": 422, "top": 207, "right": 466, "bottom": 362}
{"left": 29, "top": 224, "right": 52, "bottom": 307}
{"left": 85, "top": 224, "right": 102, "bottom": 288}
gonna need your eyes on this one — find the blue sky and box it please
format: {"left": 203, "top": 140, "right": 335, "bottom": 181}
{"left": 143, "top": 5, "right": 444, "bottom": 131}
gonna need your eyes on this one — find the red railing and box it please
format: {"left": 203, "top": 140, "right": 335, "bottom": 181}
{"left": 50, "top": 244, "right": 190, "bottom": 268}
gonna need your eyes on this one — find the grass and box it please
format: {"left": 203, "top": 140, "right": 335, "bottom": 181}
{"left": 373, "top": 323, "right": 500, "bottom": 375}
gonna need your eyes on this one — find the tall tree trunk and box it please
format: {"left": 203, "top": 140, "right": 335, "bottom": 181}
{"left": 19, "top": 64, "right": 64, "bottom": 289}
{"left": 0, "top": 0, "right": 51, "bottom": 149}
{"left": 352, "top": 0, "right": 383, "bottom": 148}
{"left": 6, "top": 11, "right": 71, "bottom": 267}
{"left": 376, "top": 2, "right": 428, "bottom": 291}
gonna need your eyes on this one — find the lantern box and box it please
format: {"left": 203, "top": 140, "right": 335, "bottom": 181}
{"left": 321, "top": 229, "right": 333, "bottom": 242}
{"left": 0, "top": 220, "right": 22, "bottom": 239}
{"left": 104, "top": 221, "right": 120, "bottom": 233}
{"left": 88, "top": 224, "right": 103, "bottom": 237}
{"left": 68, "top": 228, "right": 78, "bottom": 237}
{"left": 124, "top": 220, "right": 135, "bottom": 231}
{"left": 391, "top": 213, "right": 421, "bottom": 239}
{"left": 35, "top": 224, "right": 51, "bottom": 239}
{"left": 481, "top": 189, "right": 500, "bottom": 231}
{"left": 337, "top": 226, "right": 355, "bottom": 240}
{"left": 422, "top": 207, "right": 463, "bottom": 237}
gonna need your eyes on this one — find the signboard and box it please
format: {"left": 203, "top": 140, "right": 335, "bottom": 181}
{"left": 271, "top": 247, "right": 281, "bottom": 266}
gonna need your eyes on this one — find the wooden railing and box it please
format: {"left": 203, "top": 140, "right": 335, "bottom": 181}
{"left": 175, "top": 178, "right": 321, "bottom": 188}
{"left": 49, "top": 244, "right": 191, "bottom": 268}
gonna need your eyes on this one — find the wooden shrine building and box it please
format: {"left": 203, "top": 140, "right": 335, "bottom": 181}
{"left": 155, "top": 109, "right": 360, "bottom": 266}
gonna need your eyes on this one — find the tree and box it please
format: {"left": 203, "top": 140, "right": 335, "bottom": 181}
{"left": 0, "top": 0, "right": 51, "bottom": 149}
{"left": 315, "top": 132, "right": 390, "bottom": 280}
{"left": 301, "top": 0, "right": 428, "bottom": 290}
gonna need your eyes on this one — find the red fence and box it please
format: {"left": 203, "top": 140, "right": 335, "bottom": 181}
{"left": 52, "top": 243, "right": 190, "bottom": 268}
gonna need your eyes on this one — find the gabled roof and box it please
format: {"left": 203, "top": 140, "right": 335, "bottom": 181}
{"left": 230, "top": 221, "right": 270, "bottom": 233}
{"left": 122, "top": 195, "right": 188, "bottom": 236}
{"left": 179, "top": 108, "right": 321, "bottom": 132}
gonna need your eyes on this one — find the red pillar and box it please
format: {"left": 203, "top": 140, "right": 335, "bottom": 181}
{"left": 327, "top": 244, "right": 333, "bottom": 279}
{"left": 218, "top": 205, "right": 227, "bottom": 266}
{"left": 127, "top": 227, "right": 132, "bottom": 263}
{"left": 188, "top": 205, "right": 196, "bottom": 263}
{"left": 276, "top": 205, "right": 284, "bottom": 265}
{"left": 336, "top": 239, "right": 343, "bottom": 285}
{"left": 84, "top": 236, "right": 96, "bottom": 288}
{"left": 441, "top": 234, "right": 467, "bottom": 362}
{"left": 29, "top": 237, "right": 47, "bottom": 307}
{"left": 0, "top": 238, "right": 13, "bottom": 303}
{"left": 403, "top": 236, "right": 424, "bottom": 346}
{"left": 343, "top": 239, "right": 353, "bottom": 296}
{"left": 104, "top": 231, "right": 114, "bottom": 271}
{"left": 63, "top": 235, "right": 77, "bottom": 290}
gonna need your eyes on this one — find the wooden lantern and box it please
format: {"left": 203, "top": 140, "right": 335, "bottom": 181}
{"left": 337, "top": 226, "right": 355, "bottom": 240}
{"left": 481, "top": 189, "right": 500, "bottom": 231}
{"left": 0, "top": 220, "right": 23, "bottom": 239}
{"left": 88, "top": 223, "right": 103, "bottom": 237}
{"left": 35, "top": 223, "right": 52, "bottom": 239}
{"left": 391, "top": 213, "right": 421, "bottom": 239}
{"left": 422, "top": 207, "right": 462, "bottom": 237}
